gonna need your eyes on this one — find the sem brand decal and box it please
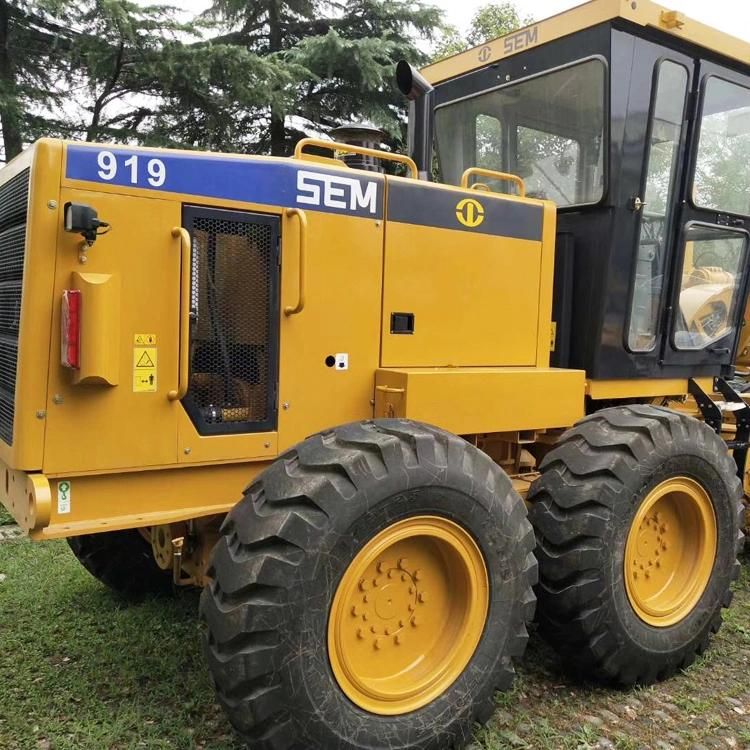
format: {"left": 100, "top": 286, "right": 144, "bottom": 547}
{"left": 65, "top": 145, "right": 384, "bottom": 219}
{"left": 503, "top": 26, "right": 539, "bottom": 55}
{"left": 478, "top": 45, "right": 492, "bottom": 63}
{"left": 296, "top": 170, "right": 379, "bottom": 215}
{"left": 455, "top": 198, "right": 485, "bottom": 228}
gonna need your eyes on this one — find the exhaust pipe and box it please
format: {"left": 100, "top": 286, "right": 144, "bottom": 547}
{"left": 396, "top": 60, "right": 435, "bottom": 180}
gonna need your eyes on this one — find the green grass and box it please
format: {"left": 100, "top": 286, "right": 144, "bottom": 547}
{"left": 0, "top": 539, "right": 748, "bottom": 750}
{"left": 0, "top": 539, "right": 243, "bottom": 750}
{"left": 0, "top": 504, "right": 14, "bottom": 525}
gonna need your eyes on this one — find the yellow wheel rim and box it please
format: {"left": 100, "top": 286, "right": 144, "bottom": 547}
{"left": 625, "top": 477, "right": 717, "bottom": 627}
{"left": 328, "top": 516, "right": 489, "bottom": 715}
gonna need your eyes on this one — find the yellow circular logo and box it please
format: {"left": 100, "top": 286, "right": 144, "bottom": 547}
{"left": 455, "top": 198, "right": 485, "bottom": 228}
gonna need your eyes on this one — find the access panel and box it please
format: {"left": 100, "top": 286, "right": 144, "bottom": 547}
{"left": 381, "top": 178, "right": 547, "bottom": 368}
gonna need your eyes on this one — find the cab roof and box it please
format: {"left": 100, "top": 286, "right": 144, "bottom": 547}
{"left": 422, "top": 0, "right": 750, "bottom": 85}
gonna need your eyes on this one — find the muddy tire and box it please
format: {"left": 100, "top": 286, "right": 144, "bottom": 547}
{"left": 200, "top": 419, "right": 536, "bottom": 750}
{"left": 529, "top": 405, "right": 744, "bottom": 685}
{"left": 67, "top": 529, "right": 172, "bottom": 596}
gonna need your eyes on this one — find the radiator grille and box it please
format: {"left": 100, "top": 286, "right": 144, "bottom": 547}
{"left": 183, "top": 206, "right": 279, "bottom": 435}
{"left": 0, "top": 169, "right": 29, "bottom": 445}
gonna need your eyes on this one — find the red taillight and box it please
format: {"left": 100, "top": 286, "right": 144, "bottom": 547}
{"left": 61, "top": 289, "right": 81, "bottom": 369}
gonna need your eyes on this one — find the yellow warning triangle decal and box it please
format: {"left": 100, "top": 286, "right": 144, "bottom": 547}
{"left": 136, "top": 351, "right": 155, "bottom": 368}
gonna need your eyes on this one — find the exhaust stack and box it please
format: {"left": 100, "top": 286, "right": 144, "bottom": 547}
{"left": 396, "top": 60, "right": 435, "bottom": 180}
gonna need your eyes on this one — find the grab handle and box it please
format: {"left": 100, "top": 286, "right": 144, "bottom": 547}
{"left": 168, "top": 227, "right": 191, "bottom": 401}
{"left": 461, "top": 167, "right": 526, "bottom": 198}
{"left": 294, "top": 138, "right": 419, "bottom": 180}
{"left": 284, "top": 208, "right": 308, "bottom": 316}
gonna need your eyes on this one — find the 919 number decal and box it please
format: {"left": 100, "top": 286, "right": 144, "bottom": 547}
{"left": 96, "top": 150, "right": 167, "bottom": 187}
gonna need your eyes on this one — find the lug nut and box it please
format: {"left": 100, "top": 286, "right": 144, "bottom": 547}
{"left": 359, "top": 579, "right": 370, "bottom": 591}
{"left": 357, "top": 628, "right": 365, "bottom": 640}
{"left": 411, "top": 616, "right": 420, "bottom": 627}
{"left": 374, "top": 638, "right": 383, "bottom": 650}
{"left": 418, "top": 591, "right": 428, "bottom": 603}
{"left": 352, "top": 605, "right": 361, "bottom": 617}
{"left": 395, "top": 634, "right": 403, "bottom": 646}
{"left": 377, "top": 562, "right": 388, "bottom": 574}
{"left": 398, "top": 558, "right": 409, "bottom": 570}
{"left": 414, "top": 570, "right": 423, "bottom": 581}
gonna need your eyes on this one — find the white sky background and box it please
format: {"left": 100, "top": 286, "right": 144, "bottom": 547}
{"left": 170, "top": 0, "right": 750, "bottom": 44}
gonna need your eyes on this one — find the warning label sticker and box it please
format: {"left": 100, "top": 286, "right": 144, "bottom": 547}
{"left": 134, "top": 333, "right": 157, "bottom": 345}
{"left": 133, "top": 346, "right": 157, "bottom": 392}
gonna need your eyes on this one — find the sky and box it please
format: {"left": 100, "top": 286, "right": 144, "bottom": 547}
{"left": 171, "top": 0, "right": 750, "bottom": 43}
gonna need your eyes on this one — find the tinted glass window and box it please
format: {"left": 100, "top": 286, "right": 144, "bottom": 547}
{"left": 693, "top": 77, "right": 750, "bottom": 216}
{"left": 673, "top": 225, "right": 747, "bottom": 351}
{"left": 435, "top": 60, "right": 606, "bottom": 206}
{"left": 628, "top": 62, "right": 689, "bottom": 352}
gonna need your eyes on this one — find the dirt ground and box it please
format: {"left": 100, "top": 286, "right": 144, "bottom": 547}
{"left": 0, "top": 531, "right": 747, "bottom": 750}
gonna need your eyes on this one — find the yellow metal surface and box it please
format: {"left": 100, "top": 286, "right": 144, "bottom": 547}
{"left": 29, "top": 460, "right": 266, "bottom": 540}
{"left": 587, "top": 377, "right": 714, "bottom": 400}
{"left": 71, "top": 271, "right": 121, "bottom": 386}
{"left": 295, "top": 137, "right": 419, "bottom": 179}
{"left": 0, "top": 141, "right": 63, "bottom": 471}
{"left": 375, "top": 367, "right": 585, "bottom": 435}
{"left": 328, "top": 516, "right": 489, "bottom": 715}
{"left": 277, "top": 209, "right": 383, "bottom": 448}
{"left": 43, "top": 188, "right": 181, "bottom": 475}
{"left": 625, "top": 477, "right": 717, "bottom": 627}
{"left": 0, "top": 455, "right": 51, "bottom": 532}
{"left": 381, "top": 179, "right": 552, "bottom": 368}
{"left": 423, "top": 0, "right": 750, "bottom": 85}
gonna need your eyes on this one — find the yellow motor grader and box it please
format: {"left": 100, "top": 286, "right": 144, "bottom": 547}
{"left": 0, "top": 0, "right": 748, "bottom": 747}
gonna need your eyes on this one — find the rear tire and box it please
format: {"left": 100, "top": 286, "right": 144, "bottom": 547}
{"left": 67, "top": 529, "right": 172, "bottom": 596}
{"left": 529, "top": 405, "right": 744, "bottom": 685}
{"left": 200, "top": 419, "right": 537, "bottom": 750}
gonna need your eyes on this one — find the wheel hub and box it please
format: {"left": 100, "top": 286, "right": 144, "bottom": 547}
{"left": 625, "top": 477, "right": 717, "bottom": 627}
{"left": 328, "top": 516, "right": 489, "bottom": 715}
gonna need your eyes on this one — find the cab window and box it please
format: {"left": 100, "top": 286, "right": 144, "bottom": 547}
{"left": 693, "top": 76, "right": 750, "bottom": 216}
{"left": 435, "top": 59, "right": 606, "bottom": 206}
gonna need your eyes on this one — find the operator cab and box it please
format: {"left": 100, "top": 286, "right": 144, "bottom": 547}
{"left": 416, "top": 0, "right": 750, "bottom": 381}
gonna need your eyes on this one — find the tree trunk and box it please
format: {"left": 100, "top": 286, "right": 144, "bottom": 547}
{"left": 0, "top": 1, "right": 22, "bottom": 160}
{"left": 268, "top": 0, "right": 286, "bottom": 156}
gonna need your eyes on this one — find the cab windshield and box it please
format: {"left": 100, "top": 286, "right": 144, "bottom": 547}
{"left": 435, "top": 59, "right": 607, "bottom": 206}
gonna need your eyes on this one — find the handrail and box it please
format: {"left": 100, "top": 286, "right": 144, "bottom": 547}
{"left": 284, "top": 208, "right": 308, "bottom": 316}
{"left": 294, "top": 138, "right": 419, "bottom": 180}
{"left": 168, "top": 227, "right": 191, "bottom": 401}
{"left": 461, "top": 167, "right": 526, "bottom": 198}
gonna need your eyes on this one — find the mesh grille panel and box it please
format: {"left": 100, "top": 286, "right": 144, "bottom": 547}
{"left": 0, "top": 168, "right": 29, "bottom": 445}
{"left": 184, "top": 207, "right": 278, "bottom": 434}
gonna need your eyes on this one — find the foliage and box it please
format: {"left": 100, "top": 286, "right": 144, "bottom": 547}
{"left": 0, "top": 0, "right": 442, "bottom": 159}
{"left": 198, "top": 0, "right": 443, "bottom": 154}
{"left": 433, "top": 2, "right": 533, "bottom": 60}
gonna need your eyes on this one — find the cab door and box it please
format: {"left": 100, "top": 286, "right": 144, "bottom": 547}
{"left": 622, "top": 44, "right": 695, "bottom": 358}
{"left": 659, "top": 61, "right": 750, "bottom": 368}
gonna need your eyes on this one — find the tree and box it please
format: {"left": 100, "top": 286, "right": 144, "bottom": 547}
{"left": 0, "top": 0, "right": 76, "bottom": 160}
{"left": 198, "top": 0, "right": 443, "bottom": 155}
{"left": 433, "top": 2, "right": 533, "bottom": 60}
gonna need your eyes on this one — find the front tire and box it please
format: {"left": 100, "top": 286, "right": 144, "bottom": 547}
{"left": 200, "top": 419, "right": 536, "bottom": 750}
{"left": 529, "top": 405, "right": 744, "bottom": 685}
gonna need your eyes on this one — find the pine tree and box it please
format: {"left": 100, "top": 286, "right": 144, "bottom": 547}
{"left": 199, "top": 0, "right": 443, "bottom": 155}
{"left": 0, "top": 0, "right": 75, "bottom": 159}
